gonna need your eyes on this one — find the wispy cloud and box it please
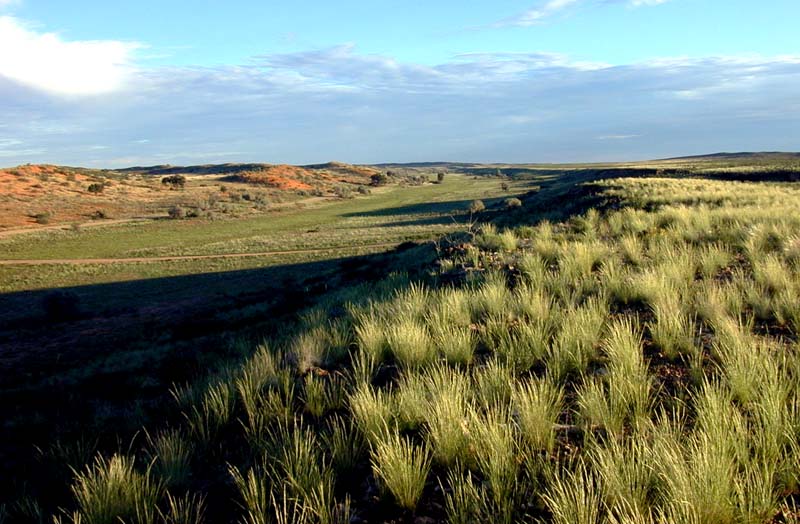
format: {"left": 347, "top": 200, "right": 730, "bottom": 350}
{"left": 1, "top": 46, "right": 798, "bottom": 166}
{"left": 495, "top": 0, "right": 671, "bottom": 27}
{"left": 597, "top": 134, "right": 641, "bottom": 140}
{"left": 0, "top": 16, "right": 141, "bottom": 96}
{"left": 494, "top": 0, "right": 580, "bottom": 27}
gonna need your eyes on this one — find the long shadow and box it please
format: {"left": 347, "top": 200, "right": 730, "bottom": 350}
{"left": 0, "top": 241, "right": 439, "bottom": 507}
{"left": 0, "top": 243, "right": 434, "bottom": 383}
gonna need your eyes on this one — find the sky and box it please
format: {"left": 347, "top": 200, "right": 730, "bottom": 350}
{"left": 0, "top": 0, "right": 798, "bottom": 167}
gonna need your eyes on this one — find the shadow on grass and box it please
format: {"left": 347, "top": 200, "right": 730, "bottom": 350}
{"left": 0, "top": 243, "right": 435, "bottom": 383}
{"left": 0, "top": 241, "right": 438, "bottom": 506}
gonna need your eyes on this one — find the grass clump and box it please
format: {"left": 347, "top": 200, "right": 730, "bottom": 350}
{"left": 386, "top": 318, "right": 435, "bottom": 369}
{"left": 512, "top": 376, "right": 563, "bottom": 453}
{"left": 370, "top": 432, "right": 432, "bottom": 510}
{"left": 69, "top": 454, "right": 163, "bottom": 524}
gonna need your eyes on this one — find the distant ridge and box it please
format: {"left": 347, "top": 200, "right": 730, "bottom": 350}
{"left": 660, "top": 151, "right": 800, "bottom": 161}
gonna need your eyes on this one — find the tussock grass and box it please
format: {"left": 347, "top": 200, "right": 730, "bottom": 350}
{"left": 350, "top": 385, "right": 394, "bottom": 445}
{"left": 370, "top": 432, "right": 432, "bottom": 510}
{"left": 185, "top": 380, "right": 235, "bottom": 446}
{"left": 386, "top": 318, "right": 435, "bottom": 369}
{"left": 472, "top": 358, "right": 515, "bottom": 409}
{"left": 512, "top": 376, "right": 563, "bottom": 453}
{"left": 323, "top": 415, "right": 366, "bottom": 474}
{"left": 542, "top": 462, "right": 604, "bottom": 524}
{"left": 548, "top": 298, "right": 607, "bottom": 381}
{"left": 472, "top": 272, "right": 512, "bottom": 321}
{"left": 70, "top": 454, "right": 163, "bottom": 524}
{"left": 229, "top": 466, "right": 272, "bottom": 524}
{"left": 467, "top": 408, "right": 518, "bottom": 520}
{"left": 431, "top": 324, "right": 476, "bottom": 366}
{"left": 649, "top": 294, "right": 696, "bottom": 360}
{"left": 354, "top": 311, "right": 388, "bottom": 364}
{"left": 157, "top": 492, "right": 206, "bottom": 524}
{"left": 602, "top": 318, "right": 652, "bottom": 429}
{"left": 442, "top": 467, "right": 486, "bottom": 524}
{"left": 146, "top": 429, "right": 192, "bottom": 488}
{"left": 303, "top": 373, "right": 344, "bottom": 418}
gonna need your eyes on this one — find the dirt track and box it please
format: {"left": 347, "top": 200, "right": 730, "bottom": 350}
{"left": 0, "top": 242, "right": 402, "bottom": 265}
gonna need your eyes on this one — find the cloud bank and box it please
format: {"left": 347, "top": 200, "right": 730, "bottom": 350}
{"left": 0, "top": 22, "right": 798, "bottom": 166}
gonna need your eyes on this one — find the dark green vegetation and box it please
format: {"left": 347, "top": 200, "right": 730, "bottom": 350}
{"left": 1, "top": 153, "right": 800, "bottom": 523}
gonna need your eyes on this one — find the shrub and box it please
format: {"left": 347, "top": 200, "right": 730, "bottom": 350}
{"left": 33, "top": 212, "right": 51, "bottom": 224}
{"left": 469, "top": 199, "right": 486, "bottom": 214}
{"left": 505, "top": 197, "right": 522, "bottom": 209}
{"left": 334, "top": 186, "right": 353, "bottom": 199}
{"left": 161, "top": 175, "right": 186, "bottom": 188}
{"left": 87, "top": 183, "right": 105, "bottom": 194}
{"left": 436, "top": 172, "right": 445, "bottom": 183}
{"left": 168, "top": 205, "right": 186, "bottom": 219}
{"left": 501, "top": 182, "right": 510, "bottom": 191}
{"left": 357, "top": 185, "right": 371, "bottom": 195}
{"left": 370, "top": 173, "right": 389, "bottom": 186}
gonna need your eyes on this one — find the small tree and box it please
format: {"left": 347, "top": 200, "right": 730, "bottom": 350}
{"left": 161, "top": 175, "right": 187, "bottom": 189}
{"left": 371, "top": 173, "right": 389, "bottom": 186}
{"left": 436, "top": 172, "right": 445, "bottom": 184}
{"left": 469, "top": 199, "right": 486, "bottom": 214}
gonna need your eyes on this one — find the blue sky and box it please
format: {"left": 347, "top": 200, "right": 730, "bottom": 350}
{"left": 0, "top": 0, "right": 798, "bottom": 166}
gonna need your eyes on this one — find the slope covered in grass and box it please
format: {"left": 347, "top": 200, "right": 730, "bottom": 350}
{"left": 8, "top": 176, "right": 800, "bottom": 523}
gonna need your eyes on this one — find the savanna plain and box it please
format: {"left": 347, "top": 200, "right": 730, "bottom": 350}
{"left": 2, "top": 153, "right": 800, "bottom": 524}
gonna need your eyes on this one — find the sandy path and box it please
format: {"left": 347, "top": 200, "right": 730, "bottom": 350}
{"left": 0, "top": 242, "right": 403, "bottom": 265}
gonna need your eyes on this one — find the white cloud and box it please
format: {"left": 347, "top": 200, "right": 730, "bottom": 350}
{"left": 0, "top": 16, "right": 140, "bottom": 96}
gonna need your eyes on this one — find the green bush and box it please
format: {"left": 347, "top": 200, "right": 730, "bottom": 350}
{"left": 370, "top": 173, "right": 389, "bottom": 186}
{"left": 161, "top": 175, "right": 186, "bottom": 188}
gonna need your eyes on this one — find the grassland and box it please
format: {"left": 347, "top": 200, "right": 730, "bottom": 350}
{"left": 3, "top": 157, "right": 800, "bottom": 523}
{"left": 0, "top": 174, "right": 528, "bottom": 292}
